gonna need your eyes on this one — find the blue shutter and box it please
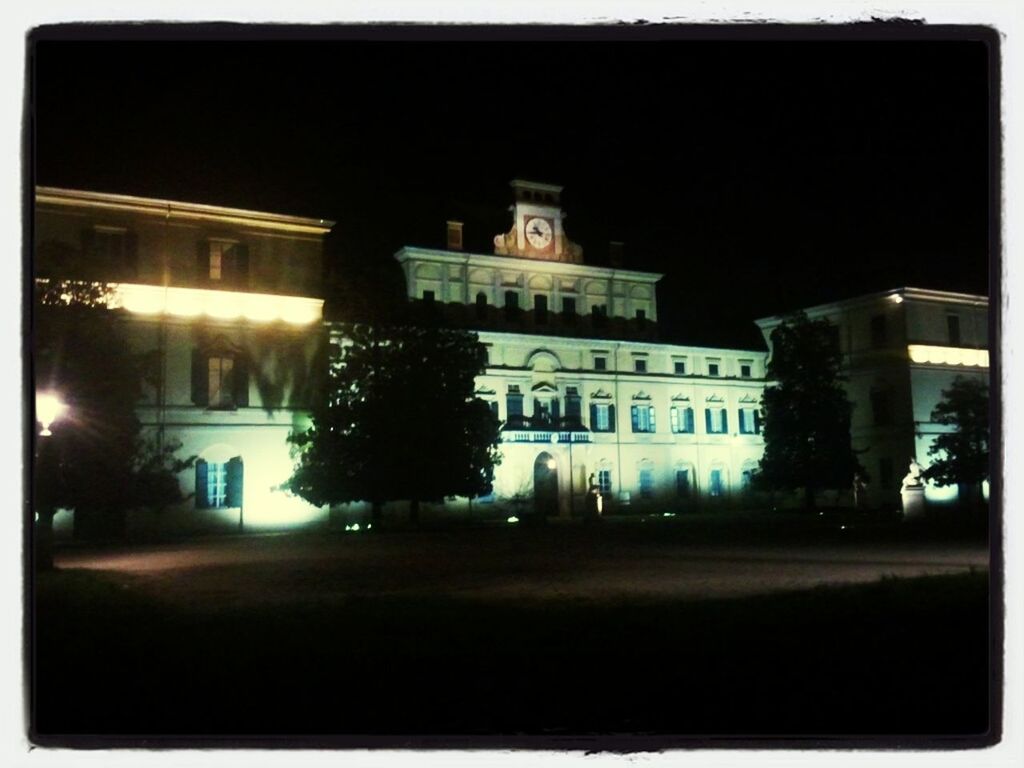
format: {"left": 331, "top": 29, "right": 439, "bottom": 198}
{"left": 191, "top": 349, "right": 209, "bottom": 406}
{"left": 685, "top": 408, "right": 694, "bottom": 433}
{"left": 226, "top": 457, "right": 244, "bottom": 508}
{"left": 754, "top": 410, "right": 761, "bottom": 434}
{"left": 705, "top": 409, "right": 712, "bottom": 433}
{"left": 590, "top": 403, "right": 598, "bottom": 430}
{"left": 649, "top": 406, "right": 656, "bottom": 432}
{"left": 721, "top": 409, "right": 728, "bottom": 434}
{"left": 490, "top": 400, "right": 499, "bottom": 421}
{"left": 631, "top": 405, "right": 639, "bottom": 432}
{"left": 195, "top": 460, "right": 209, "bottom": 509}
{"left": 552, "top": 398, "right": 560, "bottom": 422}
{"left": 608, "top": 404, "right": 616, "bottom": 433}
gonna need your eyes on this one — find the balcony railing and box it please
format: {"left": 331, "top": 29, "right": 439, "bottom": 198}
{"left": 500, "top": 416, "right": 591, "bottom": 444}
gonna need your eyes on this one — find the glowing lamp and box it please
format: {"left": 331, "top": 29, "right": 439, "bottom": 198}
{"left": 36, "top": 391, "right": 67, "bottom": 437}
{"left": 546, "top": 458, "right": 557, "bottom": 470}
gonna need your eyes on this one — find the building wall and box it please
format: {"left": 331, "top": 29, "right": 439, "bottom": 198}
{"left": 396, "top": 247, "right": 662, "bottom": 324}
{"left": 756, "top": 288, "right": 990, "bottom": 509}
{"left": 476, "top": 331, "right": 766, "bottom": 516}
{"left": 36, "top": 188, "right": 333, "bottom": 538}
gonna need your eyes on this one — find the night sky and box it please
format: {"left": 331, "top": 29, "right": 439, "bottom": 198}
{"left": 31, "top": 26, "right": 994, "bottom": 350}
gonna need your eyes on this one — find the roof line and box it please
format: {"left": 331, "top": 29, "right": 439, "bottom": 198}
{"left": 35, "top": 186, "right": 336, "bottom": 233}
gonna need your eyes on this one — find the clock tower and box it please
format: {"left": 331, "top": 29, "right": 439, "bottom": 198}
{"left": 493, "top": 179, "right": 583, "bottom": 263}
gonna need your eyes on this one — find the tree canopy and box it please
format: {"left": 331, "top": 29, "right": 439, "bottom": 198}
{"left": 921, "top": 375, "right": 989, "bottom": 496}
{"left": 33, "top": 281, "right": 194, "bottom": 540}
{"left": 757, "top": 313, "right": 864, "bottom": 508}
{"left": 285, "top": 323, "right": 501, "bottom": 522}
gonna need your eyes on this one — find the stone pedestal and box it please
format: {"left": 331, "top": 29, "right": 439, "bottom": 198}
{"left": 901, "top": 485, "right": 926, "bottom": 520}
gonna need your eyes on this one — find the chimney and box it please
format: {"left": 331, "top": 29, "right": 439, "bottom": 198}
{"left": 447, "top": 221, "right": 464, "bottom": 251}
{"left": 609, "top": 241, "right": 624, "bottom": 268}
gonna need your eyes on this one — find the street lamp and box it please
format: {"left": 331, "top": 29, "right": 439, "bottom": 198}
{"left": 36, "top": 391, "right": 67, "bottom": 437}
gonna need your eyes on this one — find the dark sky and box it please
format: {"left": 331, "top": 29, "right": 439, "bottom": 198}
{"left": 31, "top": 26, "right": 994, "bottom": 349}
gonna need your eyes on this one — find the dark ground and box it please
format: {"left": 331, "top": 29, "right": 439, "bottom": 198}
{"left": 31, "top": 517, "right": 993, "bottom": 748}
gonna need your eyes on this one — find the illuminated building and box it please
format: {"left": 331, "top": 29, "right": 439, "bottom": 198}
{"left": 388, "top": 181, "right": 768, "bottom": 517}
{"left": 756, "top": 288, "right": 990, "bottom": 507}
{"left": 34, "top": 187, "right": 335, "bottom": 535}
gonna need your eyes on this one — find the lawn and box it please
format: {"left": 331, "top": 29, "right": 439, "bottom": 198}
{"left": 31, "top": 548, "right": 993, "bottom": 748}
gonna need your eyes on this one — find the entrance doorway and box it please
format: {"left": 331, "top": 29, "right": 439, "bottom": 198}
{"left": 533, "top": 452, "right": 559, "bottom": 518}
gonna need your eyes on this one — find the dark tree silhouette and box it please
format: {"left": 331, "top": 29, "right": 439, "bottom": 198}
{"left": 33, "top": 281, "right": 194, "bottom": 557}
{"left": 757, "top": 313, "right": 864, "bottom": 510}
{"left": 921, "top": 375, "right": 989, "bottom": 507}
{"left": 285, "top": 323, "right": 501, "bottom": 525}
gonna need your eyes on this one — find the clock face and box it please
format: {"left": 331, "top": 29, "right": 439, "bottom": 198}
{"left": 524, "top": 217, "right": 553, "bottom": 249}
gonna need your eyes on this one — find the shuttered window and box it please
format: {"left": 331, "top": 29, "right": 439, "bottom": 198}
{"left": 670, "top": 406, "right": 695, "bottom": 434}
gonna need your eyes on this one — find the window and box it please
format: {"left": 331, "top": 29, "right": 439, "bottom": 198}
{"left": 631, "top": 404, "right": 656, "bottom": 433}
{"left": 533, "top": 395, "right": 559, "bottom": 425}
{"left": 92, "top": 228, "right": 137, "bottom": 278}
{"left": 475, "top": 292, "right": 488, "bottom": 319}
{"left": 670, "top": 406, "right": 695, "bottom": 434}
{"left": 638, "top": 468, "right": 654, "bottom": 498}
{"left": 504, "top": 291, "right": 519, "bottom": 321}
{"left": 635, "top": 309, "right": 647, "bottom": 325}
{"left": 208, "top": 462, "right": 228, "bottom": 507}
{"left": 705, "top": 407, "right": 728, "bottom": 434}
{"left": 203, "top": 240, "right": 249, "bottom": 286}
{"left": 195, "top": 456, "right": 243, "bottom": 509}
{"left": 488, "top": 401, "right": 500, "bottom": 420}
{"left": 738, "top": 407, "right": 761, "bottom": 434}
{"left": 564, "top": 387, "right": 582, "bottom": 425}
{"left": 708, "top": 360, "right": 720, "bottom": 377}
{"left": 597, "top": 469, "right": 612, "bottom": 495}
{"left": 422, "top": 290, "right": 435, "bottom": 303}
{"left": 634, "top": 358, "right": 647, "bottom": 373}
{"left": 534, "top": 294, "right": 548, "bottom": 324}
{"left": 709, "top": 468, "right": 724, "bottom": 497}
{"left": 674, "top": 360, "right": 686, "bottom": 375}
{"left": 592, "top": 304, "right": 608, "bottom": 328}
{"left": 741, "top": 468, "right": 755, "bottom": 491}
{"left": 594, "top": 355, "right": 607, "bottom": 371}
{"left": 947, "top": 314, "right": 961, "bottom": 345}
{"left": 562, "top": 297, "right": 576, "bottom": 319}
{"left": 191, "top": 349, "right": 249, "bottom": 409}
{"left": 590, "top": 402, "right": 615, "bottom": 432}
{"left": 740, "top": 363, "right": 752, "bottom": 378}
{"left": 676, "top": 469, "right": 691, "bottom": 498}
{"left": 870, "top": 314, "right": 887, "bottom": 348}
{"left": 506, "top": 386, "right": 524, "bottom": 425}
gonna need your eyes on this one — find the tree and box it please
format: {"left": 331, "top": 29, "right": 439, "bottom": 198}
{"left": 33, "top": 281, "right": 194, "bottom": 552}
{"left": 921, "top": 375, "right": 989, "bottom": 507}
{"left": 285, "top": 323, "right": 501, "bottom": 525}
{"left": 757, "top": 313, "right": 864, "bottom": 509}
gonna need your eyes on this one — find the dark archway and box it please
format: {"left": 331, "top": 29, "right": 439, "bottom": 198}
{"left": 533, "top": 452, "right": 559, "bottom": 518}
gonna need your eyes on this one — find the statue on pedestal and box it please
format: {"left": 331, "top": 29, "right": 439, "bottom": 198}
{"left": 901, "top": 457, "right": 924, "bottom": 490}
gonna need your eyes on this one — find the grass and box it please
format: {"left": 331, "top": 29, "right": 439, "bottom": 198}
{"left": 31, "top": 566, "right": 992, "bottom": 746}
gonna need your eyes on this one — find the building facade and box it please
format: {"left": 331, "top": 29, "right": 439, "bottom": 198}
{"left": 35, "top": 187, "right": 335, "bottom": 536}
{"left": 391, "top": 180, "right": 768, "bottom": 518}
{"left": 756, "top": 288, "right": 990, "bottom": 508}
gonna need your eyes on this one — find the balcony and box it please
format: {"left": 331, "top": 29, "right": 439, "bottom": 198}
{"left": 501, "top": 416, "right": 591, "bottom": 444}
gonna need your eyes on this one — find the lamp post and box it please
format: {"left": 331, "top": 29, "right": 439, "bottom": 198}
{"left": 36, "top": 391, "right": 67, "bottom": 437}
{"left": 35, "top": 391, "right": 68, "bottom": 571}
